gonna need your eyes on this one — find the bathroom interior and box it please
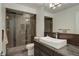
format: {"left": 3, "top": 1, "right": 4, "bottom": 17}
{"left": 0, "top": 3, "right": 79, "bottom": 56}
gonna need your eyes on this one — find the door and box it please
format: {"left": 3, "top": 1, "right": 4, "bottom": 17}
{"left": 44, "top": 16, "right": 53, "bottom": 33}
{"left": 15, "top": 14, "right": 26, "bottom": 46}
{"left": 6, "top": 13, "right": 26, "bottom": 48}
{"left": 6, "top": 14, "right": 16, "bottom": 48}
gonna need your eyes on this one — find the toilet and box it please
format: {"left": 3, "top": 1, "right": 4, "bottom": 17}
{"left": 26, "top": 43, "right": 34, "bottom": 56}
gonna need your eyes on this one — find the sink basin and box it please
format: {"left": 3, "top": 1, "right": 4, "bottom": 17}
{"left": 39, "top": 37, "right": 67, "bottom": 49}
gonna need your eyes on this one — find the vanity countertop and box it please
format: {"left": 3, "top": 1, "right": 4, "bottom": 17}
{"left": 34, "top": 40, "right": 79, "bottom": 56}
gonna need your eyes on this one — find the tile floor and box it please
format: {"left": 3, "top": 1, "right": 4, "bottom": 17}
{"left": 7, "top": 45, "right": 28, "bottom": 56}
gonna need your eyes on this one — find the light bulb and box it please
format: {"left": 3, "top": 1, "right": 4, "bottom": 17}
{"left": 52, "top": 4, "right": 55, "bottom": 7}
{"left": 49, "top": 3, "right": 55, "bottom": 8}
{"left": 49, "top": 3, "right": 53, "bottom": 8}
{"left": 57, "top": 3, "right": 62, "bottom": 7}
{"left": 49, "top": 3, "right": 62, "bottom": 9}
{"left": 54, "top": 3, "right": 59, "bottom": 5}
{"left": 52, "top": 6, "right": 56, "bottom": 9}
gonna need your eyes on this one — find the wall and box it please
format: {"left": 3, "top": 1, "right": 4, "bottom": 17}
{"left": 0, "top": 3, "right": 6, "bottom": 55}
{"left": 36, "top": 7, "right": 53, "bottom": 37}
{"left": 44, "top": 11, "right": 53, "bottom": 17}
{"left": 36, "top": 7, "right": 44, "bottom": 36}
{"left": 53, "top": 5, "right": 79, "bottom": 34}
{"left": 0, "top": 4, "right": 3, "bottom": 54}
{"left": 75, "top": 12, "right": 79, "bottom": 34}
{"left": 3, "top": 3, "right": 37, "bottom": 14}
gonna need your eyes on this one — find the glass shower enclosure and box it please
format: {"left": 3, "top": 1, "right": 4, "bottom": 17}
{"left": 6, "top": 9, "right": 36, "bottom": 48}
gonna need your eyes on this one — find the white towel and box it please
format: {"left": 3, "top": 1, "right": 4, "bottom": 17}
{"left": 2, "top": 30, "right": 8, "bottom": 55}
{"left": 2, "top": 30, "right": 8, "bottom": 45}
{"left": 0, "top": 29, "right": 2, "bottom": 54}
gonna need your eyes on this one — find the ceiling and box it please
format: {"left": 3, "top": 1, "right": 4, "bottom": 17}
{"left": 20, "top": 3, "right": 79, "bottom": 13}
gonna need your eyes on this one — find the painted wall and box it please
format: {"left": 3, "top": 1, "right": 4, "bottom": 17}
{"left": 36, "top": 7, "right": 53, "bottom": 37}
{"left": 75, "top": 12, "right": 79, "bottom": 34}
{"left": 3, "top": 3, "right": 37, "bottom": 14}
{"left": 0, "top": 4, "right": 3, "bottom": 54}
{"left": 36, "top": 7, "right": 44, "bottom": 36}
{"left": 53, "top": 5, "right": 79, "bottom": 34}
{"left": 0, "top": 3, "right": 6, "bottom": 55}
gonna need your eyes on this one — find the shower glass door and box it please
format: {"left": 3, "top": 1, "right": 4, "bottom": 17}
{"left": 6, "top": 11, "right": 36, "bottom": 48}
{"left": 6, "top": 13, "right": 27, "bottom": 48}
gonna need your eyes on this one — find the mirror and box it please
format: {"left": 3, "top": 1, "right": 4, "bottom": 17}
{"left": 52, "top": 4, "right": 79, "bottom": 34}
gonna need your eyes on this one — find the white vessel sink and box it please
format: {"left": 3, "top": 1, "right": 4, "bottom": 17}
{"left": 39, "top": 36, "right": 67, "bottom": 49}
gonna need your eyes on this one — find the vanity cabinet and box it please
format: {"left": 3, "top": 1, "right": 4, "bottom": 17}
{"left": 34, "top": 41, "right": 63, "bottom": 56}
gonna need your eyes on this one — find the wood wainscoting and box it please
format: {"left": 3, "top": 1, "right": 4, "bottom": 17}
{"left": 44, "top": 32, "right": 79, "bottom": 46}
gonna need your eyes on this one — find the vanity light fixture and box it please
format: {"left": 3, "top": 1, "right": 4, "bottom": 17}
{"left": 49, "top": 3, "right": 62, "bottom": 9}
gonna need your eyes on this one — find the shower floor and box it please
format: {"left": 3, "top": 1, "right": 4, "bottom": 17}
{"left": 7, "top": 45, "right": 28, "bottom": 56}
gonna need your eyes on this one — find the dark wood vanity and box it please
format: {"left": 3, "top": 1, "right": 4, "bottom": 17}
{"left": 34, "top": 32, "right": 79, "bottom": 56}
{"left": 34, "top": 41, "right": 79, "bottom": 56}
{"left": 34, "top": 41, "right": 63, "bottom": 56}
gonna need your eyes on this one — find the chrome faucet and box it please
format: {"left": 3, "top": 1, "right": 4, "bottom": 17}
{"left": 56, "top": 32, "right": 58, "bottom": 39}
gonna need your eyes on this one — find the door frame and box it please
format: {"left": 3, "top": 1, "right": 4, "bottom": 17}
{"left": 44, "top": 16, "right": 53, "bottom": 33}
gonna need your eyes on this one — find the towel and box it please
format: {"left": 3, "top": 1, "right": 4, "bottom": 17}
{"left": 0, "top": 29, "right": 2, "bottom": 55}
{"left": 2, "top": 30, "right": 8, "bottom": 45}
{"left": 2, "top": 29, "right": 8, "bottom": 55}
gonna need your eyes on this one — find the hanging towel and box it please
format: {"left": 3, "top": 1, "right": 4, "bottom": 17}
{"left": 2, "top": 30, "right": 8, "bottom": 45}
{"left": 2, "top": 29, "right": 8, "bottom": 55}
{"left": 0, "top": 29, "right": 2, "bottom": 55}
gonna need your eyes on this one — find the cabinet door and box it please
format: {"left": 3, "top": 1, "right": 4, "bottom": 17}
{"left": 34, "top": 46, "right": 50, "bottom": 56}
{"left": 39, "top": 50, "right": 49, "bottom": 56}
{"left": 34, "top": 41, "right": 63, "bottom": 56}
{"left": 54, "top": 51, "right": 63, "bottom": 56}
{"left": 34, "top": 47, "right": 40, "bottom": 56}
{"left": 34, "top": 41, "right": 53, "bottom": 56}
